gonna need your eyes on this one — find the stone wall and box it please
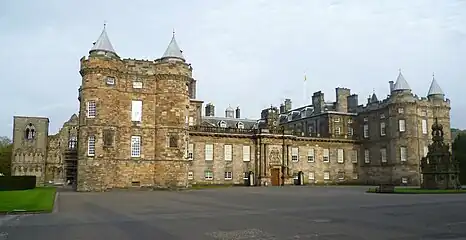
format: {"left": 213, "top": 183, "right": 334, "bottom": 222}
{"left": 188, "top": 132, "right": 359, "bottom": 186}
{"left": 77, "top": 54, "right": 193, "bottom": 191}
{"left": 11, "top": 116, "right": 49, "bottom": 185}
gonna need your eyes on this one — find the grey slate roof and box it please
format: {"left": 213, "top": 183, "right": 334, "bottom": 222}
{"left": 201, "top": 116, "right": 258, "bottom": 129}
{"left": 162, "top": 34, "right": 185, "bottom": 60}
{"left": 393, "top": 71, "right": 411, "bottom": 91}
{"left": 90, "top": 26, "right": 116, "bottom": 54}
{"left": 427, "top": 76, "right": 444, "bottom": 96}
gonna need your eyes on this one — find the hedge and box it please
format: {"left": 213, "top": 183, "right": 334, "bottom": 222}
{"left": 0, "top": 176, "right": 36, "bottom": 191}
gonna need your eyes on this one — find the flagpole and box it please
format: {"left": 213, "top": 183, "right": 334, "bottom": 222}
{"left": 303, "top": 73, "right": 307, "bottom": 106}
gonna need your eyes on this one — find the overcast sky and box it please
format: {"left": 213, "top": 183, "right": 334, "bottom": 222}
{"left": 1, "top": 0, "right": 465, "bottom": 137}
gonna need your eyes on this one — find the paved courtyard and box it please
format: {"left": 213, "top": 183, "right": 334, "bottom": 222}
{"left": 1, "top": 186, "right": 466, "bottom": 239}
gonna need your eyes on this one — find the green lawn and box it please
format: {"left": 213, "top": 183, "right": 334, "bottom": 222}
{"left": 0, "top": 187, "right": 57, "bottom": 213}
{"left": 367, "top": 187, "right": 466, "bottom": 194}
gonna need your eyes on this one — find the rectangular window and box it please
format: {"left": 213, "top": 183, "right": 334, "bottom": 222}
{"left": 380, "top": 148, "right": 387, "bottom": 163}
{"left": 424, "top": 145, "right": 429, "bottom": 157}
{"left": 399, "top": 119, "right": 406, "bottom": 132}
{"left": 87, "top": 135, "right": 95, "bottom": 156}
{"left": 103, "top": 129, "right": 114, "bottom": 147}
{"left": 224, "top": 171, "right": 232, "bottom": 180}
{"left": 243, "top": 145, "right": 250, "bottom": 161}
{"left": 187, "top": 143, "right": 194, "bottom": 160}
{"left": 363, "top": 117, "right": 368, "bottom": 122}
{"left": 401, "top": 177, "right": 408, "bottom": 184}
{"left": 337, "top": 149, "right": 344, "bottom": 163}
{"left": 188, "top": 117, "right": 194, "bottom": 126}
{"left": 106, "top": 77, "right": 115, "bottom": 85}
{"left": 364, "top": 149, "right": 370, "bottom": 163}
{"left": 204, "top": 171, "right": 213, "bottom": 180}
{"left": 334, "top": 117, "right": 341, "bottom": 122}
{"left": 307, "top": 149, "right": 315, "bottom": 162}
{"left": 131, "top": 136, "right": 141, "bottom": 157}
{"left": 187, "top": 171, "right": 194, "bottom": 180}
{"left": 334, "top": 127, "right": 341, "bottom": 135}
{"left": 324, "top": 171, "right": 330, "bottom": 180}
{"left": 87, "top": 101, "right": 96, "bottom": 118}
{"left": 323, "top": 149, "right": 330, "bottom": 162}
{"left": 205, "top": 144, "right": 213, "bottom": 161}
{"left": 422, "top": 119, "right": 428, "bottom": 134}
{"left": 352, "top": 173, "right": 359, "bottom": 180}
{"left": 380, "top": 122, "right": 386, "bottom": 136}
{"left": 308, "top": 172, "right": 315, "bottom": 180}
{"left": 398, "top": 107, "right": 404, "bottom": 114}
{"left": 348, "top": 127, "right": 353, "bottom": 136}
{"left": 132, "top": 81, "right": 143, "bottom": 89}
{"left": 224, "top": 144, "right": 232, "bottom": 161}
{"left": 338, "top": 172, "right": 345, "bottom": 180}
{"left": 363, "top": 124, "right": 369, "bottom": 138}
{"left": 291, "top": 147, "right": 299, "bottom": 162}
{"left": 380, "top": 113, "right": 385, "bottom": 119}
{"left": 131, "top": 100, "right": 143, "bottom": 122}
{"left": 168, "top": 134, "right": 178, "bottom": 148}
{"left": 351, "top": 150, "right": 358, "bottom": 163}
{"left": 400, "top": 147, "right": 407, "bottom": 162}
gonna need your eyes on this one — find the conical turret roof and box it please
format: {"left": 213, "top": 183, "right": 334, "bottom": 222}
{"left": 161, "top": 32, "right": 185, "bottom": 61}
{"left": 393, "top": 70, "right": 411, "bottom": 91}
{"left": 90, "top": 24, "right": 117, "bottom": 55}
{"left": 427, "top": 74, "right": 444, "bottom": 96}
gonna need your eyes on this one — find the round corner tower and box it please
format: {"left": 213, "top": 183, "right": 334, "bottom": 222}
{"left": 152, "top": 33, "right": 192, "bottom": 188}
{"left": 77, "top": 26, "right": 125, "bottom": 191}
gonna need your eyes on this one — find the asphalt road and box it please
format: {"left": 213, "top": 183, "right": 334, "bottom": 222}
{"left": 1, "top": 186, "right": 466, "bottom": 239}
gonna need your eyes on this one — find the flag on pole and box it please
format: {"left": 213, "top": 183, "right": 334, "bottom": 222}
{"left": 304, "top": 74, "right": 307, "bottom": 82}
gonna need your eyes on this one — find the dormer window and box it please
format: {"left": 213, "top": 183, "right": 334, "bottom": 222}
{"left": 106, "top": 77, "right": 115, "bottom": 85}
{"left": 287, "top": 114, "right": 292, "bottom": 121}
{"left": 25, "top": 123, "right": 35, "bottom": 140}
{"left": 237, "top": 122, "right": 244, "bottom": 129}
{"left": 219, "top": 121, "right": 227, "bottom": 128}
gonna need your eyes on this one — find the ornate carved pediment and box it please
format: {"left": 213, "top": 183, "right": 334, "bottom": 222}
{"left": 268, "top": 146, "right": 282, "bottom": 166}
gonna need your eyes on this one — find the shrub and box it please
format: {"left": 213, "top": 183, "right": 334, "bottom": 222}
{"left": 0, "top": 176, "right": 36, "bottom": 191}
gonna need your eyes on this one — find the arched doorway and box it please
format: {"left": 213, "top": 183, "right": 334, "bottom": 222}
{"left": 298, "top": 171, "right": 304, "bottom": 185}
{"left": 248, "top": 171, "right": 255, "bottom": 186}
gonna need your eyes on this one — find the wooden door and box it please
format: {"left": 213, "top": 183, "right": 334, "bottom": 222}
{"left": 271, "top": 168, "right": 280, "bottom": 186}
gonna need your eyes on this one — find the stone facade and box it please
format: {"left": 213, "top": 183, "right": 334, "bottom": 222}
{"left": 10, "top": 27, "right": 452, "bottom": 191}
{"left": 11, "top": 115, "right": 78, "bottom": 185}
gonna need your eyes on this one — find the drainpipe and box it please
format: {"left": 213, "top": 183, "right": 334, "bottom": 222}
{"left": 256, "top": 131, "right": 262, "bottom": 186}
{"left": 281, "top": 126, "right": 285, "bottom": 186}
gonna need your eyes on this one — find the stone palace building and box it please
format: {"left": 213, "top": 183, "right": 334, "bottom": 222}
{"left": 10, "top": 26, "right": 451, "bottom": 191}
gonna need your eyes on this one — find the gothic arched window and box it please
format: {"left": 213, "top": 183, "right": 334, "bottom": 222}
{"left": 25, "top": 123, "right": 36, "bottom": 140}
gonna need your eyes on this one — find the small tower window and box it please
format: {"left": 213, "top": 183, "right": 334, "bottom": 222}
{"left": 237, "top": 122, "right": 244, "bottom": 129}
{"left": 106, "top": 77, "right": 115, "bottom": 85}
{"left": 25, "top": 123, "right": 35, "bottom": 140}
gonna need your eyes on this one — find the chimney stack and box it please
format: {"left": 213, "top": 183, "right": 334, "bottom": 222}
{"left": 235, "top": 107, "right": 241, "bottom": 119}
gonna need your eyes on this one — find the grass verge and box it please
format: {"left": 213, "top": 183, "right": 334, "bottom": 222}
{"left": 366, "top": 187, "right": 466, "bottom": 194}
{"left": 0, "top": 187, "right": 57, "bottom": 213}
